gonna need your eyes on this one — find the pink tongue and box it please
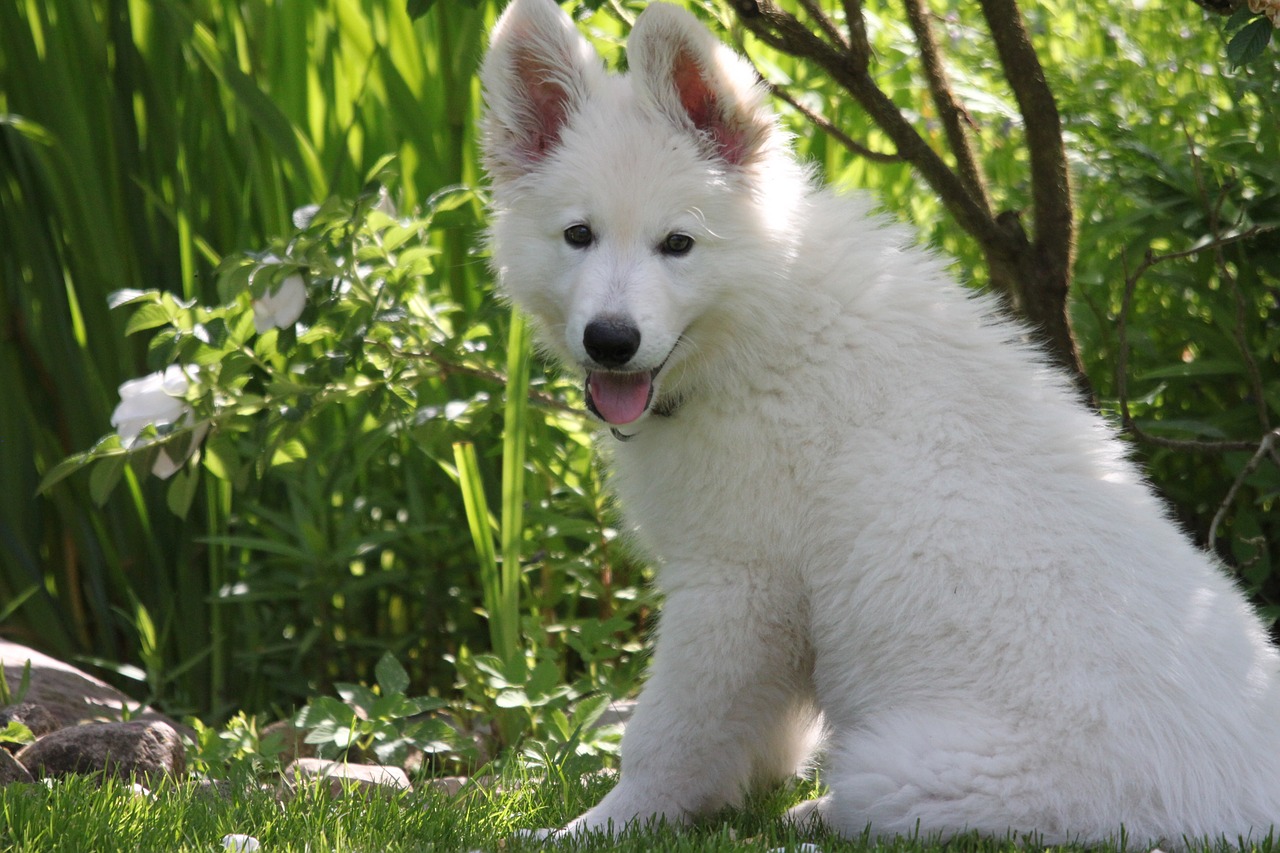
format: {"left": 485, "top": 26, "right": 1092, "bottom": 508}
{"left": 588, "top": 371, "right": 652, "bottom": 425}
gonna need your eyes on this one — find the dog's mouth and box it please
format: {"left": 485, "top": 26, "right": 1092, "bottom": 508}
{"left": 585, "top": 368, "right": 658, "bottom": 426}
{"left": 583, "top": 346, "right": 678, "bottom": 426}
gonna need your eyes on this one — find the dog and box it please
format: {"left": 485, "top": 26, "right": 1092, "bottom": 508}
{"left": 479, "top": 0, "right": 1280, "bottom": 845}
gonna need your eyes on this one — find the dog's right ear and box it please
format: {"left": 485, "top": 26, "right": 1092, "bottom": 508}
{"left": 480, "top": 0, "right": 603, "bottom": 183}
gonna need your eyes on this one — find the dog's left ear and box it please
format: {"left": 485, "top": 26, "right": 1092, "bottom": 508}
{"left": 628, "top": 3, "right": 776, "bottom": 167}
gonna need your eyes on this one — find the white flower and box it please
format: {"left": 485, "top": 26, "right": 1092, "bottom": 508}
{"left": 1248, "top": 0, "right": 1280, "bottom": 24}
{"left": 110, "top": 365, "right": 207, "bottom": 479}
{"left": 252, "top": 272, "right": 307, "bottom": 333}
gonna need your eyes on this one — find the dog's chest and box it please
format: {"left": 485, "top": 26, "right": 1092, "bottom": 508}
{"left": 606, "top": 410, "right": 830, "bottom": 566}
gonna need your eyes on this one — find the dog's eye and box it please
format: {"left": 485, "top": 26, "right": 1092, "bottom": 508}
{"left": 564, "top": 224, "right": 594, "bottom": 248}
{"left": 661, "top": 232, "right": 694, "bottom": 256}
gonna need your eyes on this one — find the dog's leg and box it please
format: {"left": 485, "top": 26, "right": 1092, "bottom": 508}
{"left": 565, "top": 573, "right": 816, "bottom": 834}
{"left": 784, "top": 794, "right": 831, "bottom": 831}
{"left": 815, "top": 708, "right": 1071, "bottom": 844}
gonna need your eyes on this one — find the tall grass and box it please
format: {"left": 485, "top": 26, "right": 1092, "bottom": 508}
{"left": 0, "top": 0, "right": 497, "bottom": 713}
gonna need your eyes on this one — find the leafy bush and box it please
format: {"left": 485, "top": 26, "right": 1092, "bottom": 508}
{"left": 5, "top": 0, "right": 1278, "bottom": 733}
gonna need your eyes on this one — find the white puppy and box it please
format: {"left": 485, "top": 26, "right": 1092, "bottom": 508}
{"left": 480, "top": 0, "right": 1280, "bottom": 845}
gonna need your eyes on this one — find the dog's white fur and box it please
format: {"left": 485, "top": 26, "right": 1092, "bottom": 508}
{"left": 480, "top": 0, "right": 1280, "bottom": 845}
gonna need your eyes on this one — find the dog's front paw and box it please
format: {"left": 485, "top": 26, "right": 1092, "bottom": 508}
{"left": 510, "top": 827, "right": 561, "bottom": 842}
{"left": 560, "top": 783, "right": 691, "bottom": 838}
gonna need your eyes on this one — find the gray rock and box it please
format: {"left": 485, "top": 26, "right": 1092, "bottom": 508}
{"left": 281, "top": 757, "right": 412, "bottom": 800}
{"left": 16, "top": 720, "right": 185, "bottom": 786}
{"left": 594, "top": 698, "right": 636, "bottom": 730}
{"left": 0, "top": 640, "right": 177, "bottom": 730}
{"left": 0, "top": 747, "right": 34, "bottom": 784}
{"left": 259, "top": 718, "right": 317, "bottom": 766}
{"left": 0, "top": 702, "right": 58, "bottom": 742}
{"left": 426, "top": 775, "right": 468, "bottom": 796}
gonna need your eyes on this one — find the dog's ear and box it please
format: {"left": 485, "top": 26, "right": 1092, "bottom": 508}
{"left": 480, "top": 0, "right": 604, "bottom": 183}
{"left": 628, "top": 3, "right": 775, "bottom": 167}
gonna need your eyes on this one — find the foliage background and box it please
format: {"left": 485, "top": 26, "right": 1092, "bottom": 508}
{"left": 1, "top": 0, "right": 1277, "bottom": 733}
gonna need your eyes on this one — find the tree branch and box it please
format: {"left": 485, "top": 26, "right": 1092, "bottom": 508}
{"left": 976, "top": 0, "right": 1075, "bottom": 276}
{"left": 761, "top": 77, "right": 902, "bottom": 163}
{"left": 737, "top": 0, "right": 1091, "bottom": 395}
{"left": 1209, "top": 428, "right": 1280, "bottom": 549}
{"left": 739, "top": 4, "right": 1004, "bottom": 248}
{"left": 901, "top": 0, "right": 993, "bottom": 217}
{"left": 796, "top": 0, "right": 847, "bottom": 50}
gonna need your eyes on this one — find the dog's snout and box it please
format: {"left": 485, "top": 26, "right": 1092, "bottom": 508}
{"left": 583, "top": 317, "right": 641, "bottom": 368}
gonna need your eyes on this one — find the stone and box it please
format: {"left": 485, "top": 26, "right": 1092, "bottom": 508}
{"left": 192, "top": 777, "right": 235, "bottom": 801}
{"left": 259, "top": 719, "right": 316, "bottom": 766}
{"left": 0, "top": 640, "right": 178, "bottom": 730}
{"left": 0, "top": 703, "right": 58, "bottom": 742}
{"left": 16, "top": 720, "right": 185, "bottom": 786}
{"left": 281, "top": 757, "right": 412, "bottom": 800}
{"left": 0, "top": 746, "right": 34, "bottom": 784}
{"left": 593, "top": 698, "right": 636, "bottom": 730}
{"left": 426, "top": 775, "right": 468, "bottom": 796}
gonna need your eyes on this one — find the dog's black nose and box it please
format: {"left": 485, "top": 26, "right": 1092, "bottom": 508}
{"left": 583, "top": 318, "right": 641, "bottom": 368}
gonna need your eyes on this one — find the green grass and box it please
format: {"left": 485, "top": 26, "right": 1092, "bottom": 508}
{"left": 0, "top": 768, "right": 824, "bottom": 853}
{"left": 0, "top": 765, "right": 1270, "bottom": 853}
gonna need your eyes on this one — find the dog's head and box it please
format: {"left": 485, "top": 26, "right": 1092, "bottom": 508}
{"left": 480, "top": 0, "right": 801, "bottom": 427}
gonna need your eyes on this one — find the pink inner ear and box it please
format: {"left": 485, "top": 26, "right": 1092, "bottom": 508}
{"left": 515, "top": 51, "right": 572, "bottom": 160}
{"left": 670, "top": 49, "right": 749, "bottom": 165}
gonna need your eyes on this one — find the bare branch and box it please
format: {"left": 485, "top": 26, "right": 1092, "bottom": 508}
{"left": 796, "top": 0, "right": 847, "bottom": 50}
{"left": 1209, "top": 428, "right": 1280, "bottom": 549}
{"left": 976, "top": 0, "right": 1075, "bottom": 276}
{"left": 759, "top": 76, "right": 901, "bottom": 163}
{"left": 901, "top": 0, "right": 993, "bottom": 217}
{"left": 739, "top": 3, "right": 1004, "bottom": 248}
{"left": 1190, "top": 0, "right": 1246, "bottom": 13}
{"left": 841, "top": 0, "right": 872, "bottom": 60}
{"left": 383, "top": 343, "right": 585, "bottom": 418}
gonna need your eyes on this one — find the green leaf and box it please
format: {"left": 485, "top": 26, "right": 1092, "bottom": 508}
{"left": 107, "top": 289, "right": 158, "bottom": 310}
{"left": 548, "top": 708, "right": 573, "bottom": 741}
{"left": 1228, "top": 5, "right": 1262, "bottom": 31}
{"left": 124, "top": 302, "right": 173, "bottom": 337}
{"left": 427, "top": 184, "right": 476, "bottom": 214}
{"left": 570, "top": 693, "right": 613, "bottom": 731}
{"left": 295, "top": 696, "right": 354, "bottom": 730}
{"left": 0, "top": 721, "right": 35, "bottom": 746}
{"left": 89, "top": 454, "right": 128, "bottom": 506}
{"left": 526, "top": 657, "right": 560, "bottom": 701}
{"left": 406, "top": 0, "right": 436, "bottom": 21}
{"left": 375, "top": 652, "right": 410, "bottom": 698}
{"left": 362, "top": 153, "right": 399, "bottom": 185}
{"left": 202, "top": 433, "right": 240, "bottom": 483}
{"left": 38, "top": 435, "right": 128, "bottom": 494}
{"left": 452, "top": 442, "right": 505, "bottom": 657}
{"left": 217, "top": 257, "right": 257, "bottom": 305}
{"left": 166, "top": 467, "right": 200, "bottom": 518}
{"left": 336, "top": 682, "right": 377, "bottom": 712}
{"left": 1227, "top": 18, "right": 1272, "bottom": 68}
{"left": 1134, "top": 358, "right": 1241, "bottom": 381}
{"left": 37, "top": 451, "right": 94, "bottom": 494}
{"left": 0, "top": 587, "right": 38, "bottom": 629}
{"left": 194, "top": 318, "right": 229, "bottom": 349}
{"left": 494, "top": 689, "right": 529, "bottom": 709}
